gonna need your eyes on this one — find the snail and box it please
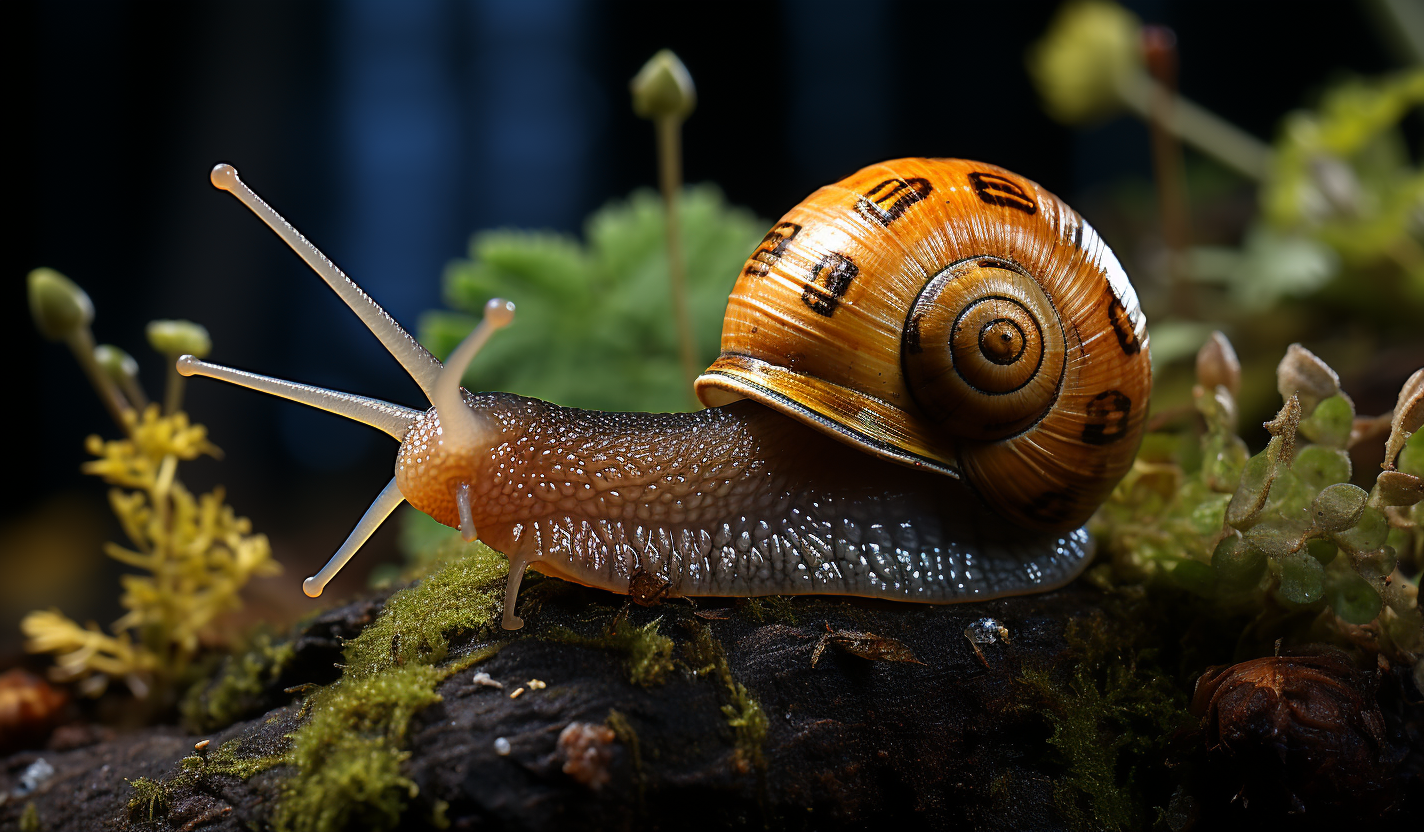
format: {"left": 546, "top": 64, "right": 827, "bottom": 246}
{"left": 181, "top": 158, "right": 1150, "bottom": 630}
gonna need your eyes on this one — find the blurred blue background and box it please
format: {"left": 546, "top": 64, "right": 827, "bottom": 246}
{"left": 2, "top": 0, "right": 1413, "bottom": 643}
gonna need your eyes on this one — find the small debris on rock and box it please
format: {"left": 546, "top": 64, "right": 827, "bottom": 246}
{"left": 12, "top": 758, "right": 54, "bottom": 797}
{"left": 964, "top": 617, "right": 1011, "bottom": 666}
{"left": 193, "top": 739, "right": 210, "bottom": 752}
{"left": 526, "top": 679, "right": 546, "bottom": 691}
{"left": 510, "top": 687, "right": 525, "bottom": 699}
{"left": 692, "top": 608, "right": 732, "bottom": 620}
{"left": 557, "top": 722, "right": 617, "bottom": 790}
{"left": 811, "top": 623, "right": 923, "bottom": 668}
{"left": 493, "top": 737, "right": 511, "bottom": 756}
{"left": 470, "top": 672, "right": 503, "bottom": 690}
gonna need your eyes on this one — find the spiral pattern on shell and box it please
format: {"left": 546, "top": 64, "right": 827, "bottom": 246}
{"left": 695, "top": 158, "right": 1151, "bottom": 532}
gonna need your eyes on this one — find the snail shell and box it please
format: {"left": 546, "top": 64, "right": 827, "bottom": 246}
{"left": 698, "top": 158, "right": 1150, "bottom": 532}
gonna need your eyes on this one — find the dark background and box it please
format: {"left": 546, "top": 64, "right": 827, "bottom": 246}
{"left": 1, "top": 0, "right": 1412, "bottom": 647}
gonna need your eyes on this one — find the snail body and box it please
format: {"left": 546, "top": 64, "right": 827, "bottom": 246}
{"left": 182, "top": 159, "right": 1149, "bottom": 630}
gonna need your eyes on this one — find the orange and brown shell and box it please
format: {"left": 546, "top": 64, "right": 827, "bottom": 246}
{"left": 695, "top": 158, "right": 1150, "bottom": 532}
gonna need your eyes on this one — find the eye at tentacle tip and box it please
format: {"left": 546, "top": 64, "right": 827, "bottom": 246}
{"left": 484, "top": 298, "right": 516, "bottom": 328}
{"left": 209, "top": 163, "right": 239, "bottom": 192}
{"left": 175, "top": 354, "right": 199, "bottom": 376}
{"left": 302, "top": 576, "right": 324, "bottom": 598}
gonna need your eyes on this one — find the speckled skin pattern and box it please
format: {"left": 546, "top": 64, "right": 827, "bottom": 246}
{"left": 397, "top": 392, "right": 1091, "bottom": 601}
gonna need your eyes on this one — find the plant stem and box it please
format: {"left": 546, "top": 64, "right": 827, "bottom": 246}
{"left": 1143, "top": 27, "right": 1195, "bottom": 318}
{"left": 164, "top": 363, "right": 186, "bottom": 415}
{"left": 118, "top": 371, "right": 149, "bottom": 412}
{"left": 656, "top": 115, "right": 699, "bottom": 406}
{"left": 65, "top": 327, "right": 135, "bottom": 435}
{"left": 1117, "top": 73, "right": 1272, "bottom": 182}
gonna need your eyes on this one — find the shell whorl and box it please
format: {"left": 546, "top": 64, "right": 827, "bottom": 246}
{"left": 695, "top": 158, "right": 1151, "bottom": 532}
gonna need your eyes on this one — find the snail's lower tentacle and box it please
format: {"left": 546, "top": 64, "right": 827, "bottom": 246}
{"left": 303, "top": 476, "right": 405, "bottom": 597}
{"left": 502, "top": 546, "right": 532, "bottom": 631}
{"left": 455, "top": 482, "right": 477, "bottom": 542}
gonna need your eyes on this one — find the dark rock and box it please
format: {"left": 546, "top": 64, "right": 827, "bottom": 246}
{"left": 1, "top": 579, "right": 1420, "bottom": 831}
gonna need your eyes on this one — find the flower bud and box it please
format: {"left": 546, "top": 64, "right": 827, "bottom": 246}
{"left": 1026, "top": 0, "right": 1142, "bottom": 124}
{"left": 146, "top": 320, "right": 212, "bottom": 358}
{"left": 27, "top": 268, "right": 94, "bottom": 341}
{"left": 95, "top": 344, "right": 139, "bottom": 386}
{"left": 1373, "top": 470, "right": 1423, "bottom": 507}
{"left": 1195, "top": 331, "right": 1240, "bottom": 395}
{"left": 1276, "top": 343, "right": 1339, "bottom": 415}
{"left": 630, "top": 49, "right": 696, "bottom": 121}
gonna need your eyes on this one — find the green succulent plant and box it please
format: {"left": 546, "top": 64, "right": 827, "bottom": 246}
{"left": 1094, "top": 333, "right": 1424, "bottom": 682}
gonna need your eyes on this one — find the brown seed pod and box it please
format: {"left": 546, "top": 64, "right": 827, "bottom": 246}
{"left": 1191, "top": 649, "right": 1407, "bottom": 815}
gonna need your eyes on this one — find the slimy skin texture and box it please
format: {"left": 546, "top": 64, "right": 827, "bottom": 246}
{"left": 397, "top": 394, "right": 1090, "bottom": 607}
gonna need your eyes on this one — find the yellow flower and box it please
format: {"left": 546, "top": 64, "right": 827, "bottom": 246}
{"left": 27, "top": 407, "right": 277, "bottom": 699}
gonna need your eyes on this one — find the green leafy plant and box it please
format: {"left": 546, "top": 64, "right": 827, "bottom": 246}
{"left": 419, "top": 185, "right": 765, "bottom": 412}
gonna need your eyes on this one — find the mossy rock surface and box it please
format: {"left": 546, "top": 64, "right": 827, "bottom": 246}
{"left": 2, "top": 573, "right": 1419, "bottom": 831}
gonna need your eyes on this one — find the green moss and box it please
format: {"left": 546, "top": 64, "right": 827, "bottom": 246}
{"left": 376, "top": 507, "right": 490, "bottom": 589}
{"left": 125, "top": 777, "right": 170, "bottom": 823}
{"left": 18, "top": 802, "right": 39, "bottom": 832}
{"left": 183, "top": 630, "right": 296, "bottom": 732}
{"left": 426, "top": 799, "right": 451, "bottom": 830}
{"left": 684, "top": 622, "right": 768, "bottom": 772}
{"left": 343, "top": 542, "right": 507, "bottom": 677}
{"left": 739, "top": 595, "right": 800, "bottom": 625}
{"left": 269, "top": 549, "right": 509, "bottom": 831}
{"left": 130, "top": 547, "right": 509, "bottom": 831}
{"left": 1018, "top": 613, "right": 1193, "bottom": 832}
{"left": 273, "top": 664, "right": 444, "bottom": 832}
{"left": 546, "top": 617, "right": 675, "bottom": 687}
{"left": 1096, "top": 338, "right": 1424, "bottom": 660}
{"left": 197, "top": 738, "right": 287, "bottom": 781}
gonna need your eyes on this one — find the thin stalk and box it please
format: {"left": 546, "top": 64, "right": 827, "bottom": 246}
{"left": 657, "top": 115, "right": 699, "bottom": 405}
{"left": 1117, "top": 73, "right": 1272, "bottom": 182}
{"left": 116, "top": 371, "right": 149, "bottom": 412}
{"left": 1366, "top": 0, "right": 1424, "bottom": 66}
{"left": 163, "top": 363, "right": 186, "bottom": 415}
{"left": 1143, "top": 27, "right": 1195, "bottom": 318}
{"left": 65, "top": 327, "right": 135, "bottom": 434}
